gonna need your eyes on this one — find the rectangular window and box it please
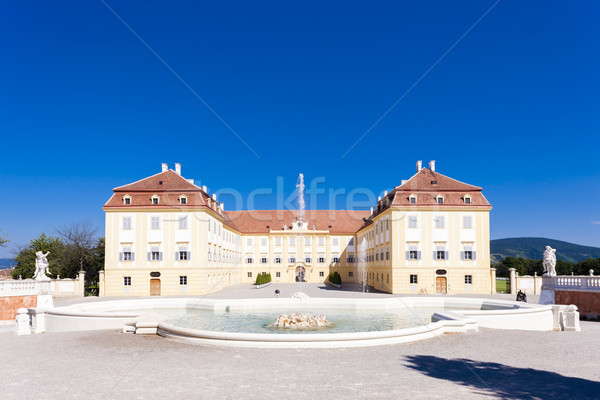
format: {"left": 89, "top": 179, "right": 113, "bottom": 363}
{"left": 179, "top": 276, "right": 187, "bottom": 285}
{"left": 435, "top": 216, "right": 445, "bottom": 229}
{"left": 178, "top": 247, "right": 188, "bottom": 261}
{"left": 180, "top": 197, "right": 187, "bottom": 204}
{"left": 274, "top": 257, "right": 281, "bottom": 264}
{"left": 332, "top": 257, "right": 340, "bottom": 263}
{"left": 261, "top": 238, "right": 267, "bottom": 246}
{"left": 123, "top": 276, "right": 131, "bottom": 286}
{"left": 247, "top": 272, "right": 252, "bottom": 278}
{"left": 410, "top": 274, "right": 418, "bottom": 284}
{"left": 289, "top": 237, "right": 296, "bottom": 246}
{"left": 465, "top": 197, "right": 471, "bottom": 204}
{"left": 260, "top": 257, "right": 268, "bottom": 264}
{"left": 463, "top": 216, "right": 473, "bottom": 229}
{"left": 436, "top": 251, "right": 446, "bottom": 260}
{"left": 333, "top": 238, "right": 339, "bottom": 246}
{"left": 179, "top": 216, "right": 188, "bottom": 229}
{"left": 319, "top": 271, "right": 324, "bottom": 277}
{"left": 305, "top": 257, "right": 311, "bottom": 264}
{"left": 387, "top": 274, "right": 389, "bottom": 283}
{"left": 318, "top": 237, "right": 325, "bottom": 246}
{"left": 122, "top": 217, "right": 132, "bottom": 230}
{"left": 151, "top": 216, "right": 160, "bottom": 230}
{"left": 349, "top": 271, "right": 354, "bottom": 277}
{"left": 246, "top": 257, "right": 253, "bottom": 264}
{"left": 150, "top": 246, "right": 160, "bottom": 261}
{"left": 152, "top": 197, "right": 159, "bottom": 205}
{"left": 408, "top": 216, "right": 418, "bottom": 229}
{"left": 410, "top": 197, "right": 416, "bottom": 204}
{"left": 247, "top": 238, "right": 253, "bottom": 246}
{"left": 305, "top": 237, "right": 311, "bottom": 246}
{"left": 124, "top": 197, "right": 131, "bottom": 205}
{"left": 289, "top": 257, "right": 296, "bottom": 263}
{"left": 318, "top": 256, "right": 325, "bottom": 263}
{"left": 386, "top": 250, "right": 389, "bottom": 260}
{"left": 409, "top": 250, "right": 418, "bottom": 260}
{"left": 347, "top": 256, "right": 355, "bottom": 263}
{"left": 276, "top": 272, "right": 281, "bottom": 278}
{"left": 464, "top": 251, "right": 473, "bottom": 260}
{"left": 465, "top": 275, "right": 473, "bottom": 284}
{"left": 275, "top": 237, "right": 282, "bottom": 246}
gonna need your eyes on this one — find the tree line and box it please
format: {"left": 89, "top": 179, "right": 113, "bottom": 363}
{"left": 494, "top": 256, "right": 600, "bottom": 278}
{"left": 9, "top": 222, "right": 104, "bottom": 287}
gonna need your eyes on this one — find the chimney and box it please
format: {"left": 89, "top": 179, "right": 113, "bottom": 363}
{"left": 213, "top": 193, "right": 218, "bottom": 201}
{"left": 175, "top": 163, "right": 181, "bottom": 175}
{"left": 370, "top": 206, "right": 373, "bottom": 214}
{"left": 220, "top": 203, "right": 224, "bottom": 211}
{"left": 416, "top": 160, "right": 422, "bottom": 172}
{"left": 202, "top": 185, "right": 208, "bottom": 193}
{"left": 377, "top": 196, "right": 382, "bottom": 202}
{"left": 429, "top": 160, "right": 436, "bottom": 172}
{"left": 161, "top": 163, "right": 168, "bottom": 173}
{"left": 384, "top": 190, "right": 388, "bottom": 196}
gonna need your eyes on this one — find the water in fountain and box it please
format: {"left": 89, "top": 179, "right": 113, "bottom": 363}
{"left": 359, "top": 238, "right": 367, "bottom": 292}
{"left": 296, "top": 173, "right": 306, "bottom": 222}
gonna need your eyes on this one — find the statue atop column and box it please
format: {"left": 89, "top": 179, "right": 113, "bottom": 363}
{"left": 33, "top": 251, "right": 51, "bottom": 281}
{"left": 543, "top": 246, "right": 557, "bottom": 277}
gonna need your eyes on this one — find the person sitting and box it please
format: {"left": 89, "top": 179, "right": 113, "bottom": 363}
{"left": 516, "top": 290, "right": 527, "bottom": 302}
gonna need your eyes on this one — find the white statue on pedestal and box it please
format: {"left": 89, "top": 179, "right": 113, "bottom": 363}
{"left": 543, "top": 246, "right": 557, "bottom": 277}
{"left": 33, "top": 251, "right": 51, "bottom": 281}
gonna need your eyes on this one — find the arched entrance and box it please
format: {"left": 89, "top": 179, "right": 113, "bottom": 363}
{"left": 295, "top": 265, "right": 306, "bottom": 282}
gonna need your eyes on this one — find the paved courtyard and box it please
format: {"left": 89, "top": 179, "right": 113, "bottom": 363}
{"left": 2, "top": 285, "right": 599, "bottom": 399}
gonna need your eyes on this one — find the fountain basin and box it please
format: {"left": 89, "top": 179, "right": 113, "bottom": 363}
{"left": 29, "top": 297, "right": 554, "bottom": 347}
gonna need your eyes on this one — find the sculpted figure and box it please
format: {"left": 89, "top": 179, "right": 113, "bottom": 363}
{"left": 543, "top": 246, "right": 557, "bottom": 277}
{"left": 33, "top": 251, "right": 51, "bottom": 281}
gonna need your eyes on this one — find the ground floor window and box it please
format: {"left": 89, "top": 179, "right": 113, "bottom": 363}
{"left": 318, "top": 257, "right": 325, "bottom": 263}
{"left": 465, "top": 275, "right": 473, "bottom": 284}
{"left": 123, "top": 276, "right": 131, "bottom": 286}
{"left": 260, "top": 257, "right": 268, "bottom": 264}
{"left": 276, "top": 272, "right": 281, "bottom": 278}
{"left": 246, "top": 257, "right": 253, "bottom": 264}
{"left": 289, "top": 257, "right": 296, "bottom": 263}
{"left": 274, "top": 257, "right": 281, "bottom": 263}
{"left": 305, "top": 257, "right": 311, "bottom": 263}
{"left": 247, "top": 272, "right": 252, "bottom": 278}
{"left": 349, "top": 271, "right": 353, "bottom": 277}
{"left": 179, "top": 276, "right": 187, "bottom": 285}
{"left": 410, "top": 274, "right": 418, "bottom": 284}
{"left": 319, "top": 271, "right": 324, "bottom": 277}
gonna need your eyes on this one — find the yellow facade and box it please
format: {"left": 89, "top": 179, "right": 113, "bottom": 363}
{"left": 101, "top": 162, "right": 492, "bottom": 296}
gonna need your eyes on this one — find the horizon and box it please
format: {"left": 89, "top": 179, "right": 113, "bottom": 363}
{"left": 1, "top": 1, "right": 599, "bottom": 257}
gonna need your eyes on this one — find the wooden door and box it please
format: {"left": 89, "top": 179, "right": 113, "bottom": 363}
{"left": 150, "top": 279, "right": 161, "bottom": 296}
{"left": 436, "top": 277, "right": 447, "bottom": 294}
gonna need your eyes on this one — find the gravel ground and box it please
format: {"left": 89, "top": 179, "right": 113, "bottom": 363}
{"left": 1, "top": 321, "right": 599, "bottom": 399}
{"left": 2, "top": 286, "right": 596, "bottom": 399}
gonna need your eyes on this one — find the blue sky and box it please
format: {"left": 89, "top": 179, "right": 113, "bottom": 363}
{"left": 1, "top": 1, "right": 599, "bottom": 257}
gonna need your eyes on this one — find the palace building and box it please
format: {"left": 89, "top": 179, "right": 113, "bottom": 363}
{"left": 99, "top": 161, "right": 493, "bottom": 296}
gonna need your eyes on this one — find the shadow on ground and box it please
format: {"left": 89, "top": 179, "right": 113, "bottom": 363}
{"left": 404, "top": 355, "right": 600, "bottom": 399}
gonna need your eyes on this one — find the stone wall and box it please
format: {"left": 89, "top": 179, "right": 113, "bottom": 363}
{"left": 0, "top": 295, "right": 37, "bottom": 321}
{"left": 555, "top": 290, "right": 600, "bottom": 319}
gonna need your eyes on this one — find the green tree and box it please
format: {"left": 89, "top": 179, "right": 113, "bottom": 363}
{"left": 12, "top": 233, "right": 68, "bottom": 279}
{"left": 0, "top": 228, "right": 8, "bottom": 247}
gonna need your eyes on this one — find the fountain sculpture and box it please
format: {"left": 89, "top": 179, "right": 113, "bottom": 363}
{"left": 272, "top": 312, "right": 329, "bottom": 329}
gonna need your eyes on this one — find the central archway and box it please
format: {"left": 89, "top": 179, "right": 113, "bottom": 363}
{"left": 295, "top": 265, "right": 306, "bottom": 282}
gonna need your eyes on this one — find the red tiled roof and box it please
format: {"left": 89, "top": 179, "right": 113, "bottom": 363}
{"left": 388, "top": 168, "right": 491, "bottom": 208}
{"left": 225, "top": 210, "right": 370, "bottom": 234}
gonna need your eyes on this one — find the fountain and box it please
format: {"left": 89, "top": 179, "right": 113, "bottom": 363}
{"left": 359, "top": 238, "right": 368, "bottom": 292}
{"left": 296, "top": 173, "right": 306, "bottom": 221}
{"left": 272, "top": 312, "right": 330, "bottom": 329}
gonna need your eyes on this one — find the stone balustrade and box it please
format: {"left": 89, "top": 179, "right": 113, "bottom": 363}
{"left": 550, "top": 276, "right": 600, "bottom": 291}
{"left": 0, "top": 279, "right": 39, "bottom": 297}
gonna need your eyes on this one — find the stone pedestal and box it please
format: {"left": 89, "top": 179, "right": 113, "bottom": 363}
{"left": 37, "top": 281, "right": 54, "bottom": 309}
{"left": 509, "top": 268, "right": 516, "bottom": 295}
{"left": 490, "top": 268, "right": 497, "bottom": 294}
{"left": 564, "top": 305, "right": 581, "bottom": 332}
{"left": 539, "top": 276, "right": 555, "bottom": 305}
{"left": 15, "top": 308, "right": 31, "bottom": 335}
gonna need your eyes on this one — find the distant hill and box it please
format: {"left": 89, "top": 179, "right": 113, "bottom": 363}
{"left": 0, "top": 258, "right": 15, "bottom": 270}
{"left": 491, "top": 238, "right": 600, "bottom": 264}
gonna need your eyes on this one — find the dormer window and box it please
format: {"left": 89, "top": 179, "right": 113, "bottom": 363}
{"left": 463, "top": 195, "right": 472, "bottom": 204}
{"left": 409, "top": 194, "right": 417, "bottom": 204}
{"left": 151, "top": 194, "right": 160, "bottom": 205}
{"left": 435, "top": 195, "right": 444, "bottom": 204}
{"left": 179, "top": 195, "right": 188, "bottom": 205}
{"left": 123, "top": 195, "right": 132, "bottom": 205}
